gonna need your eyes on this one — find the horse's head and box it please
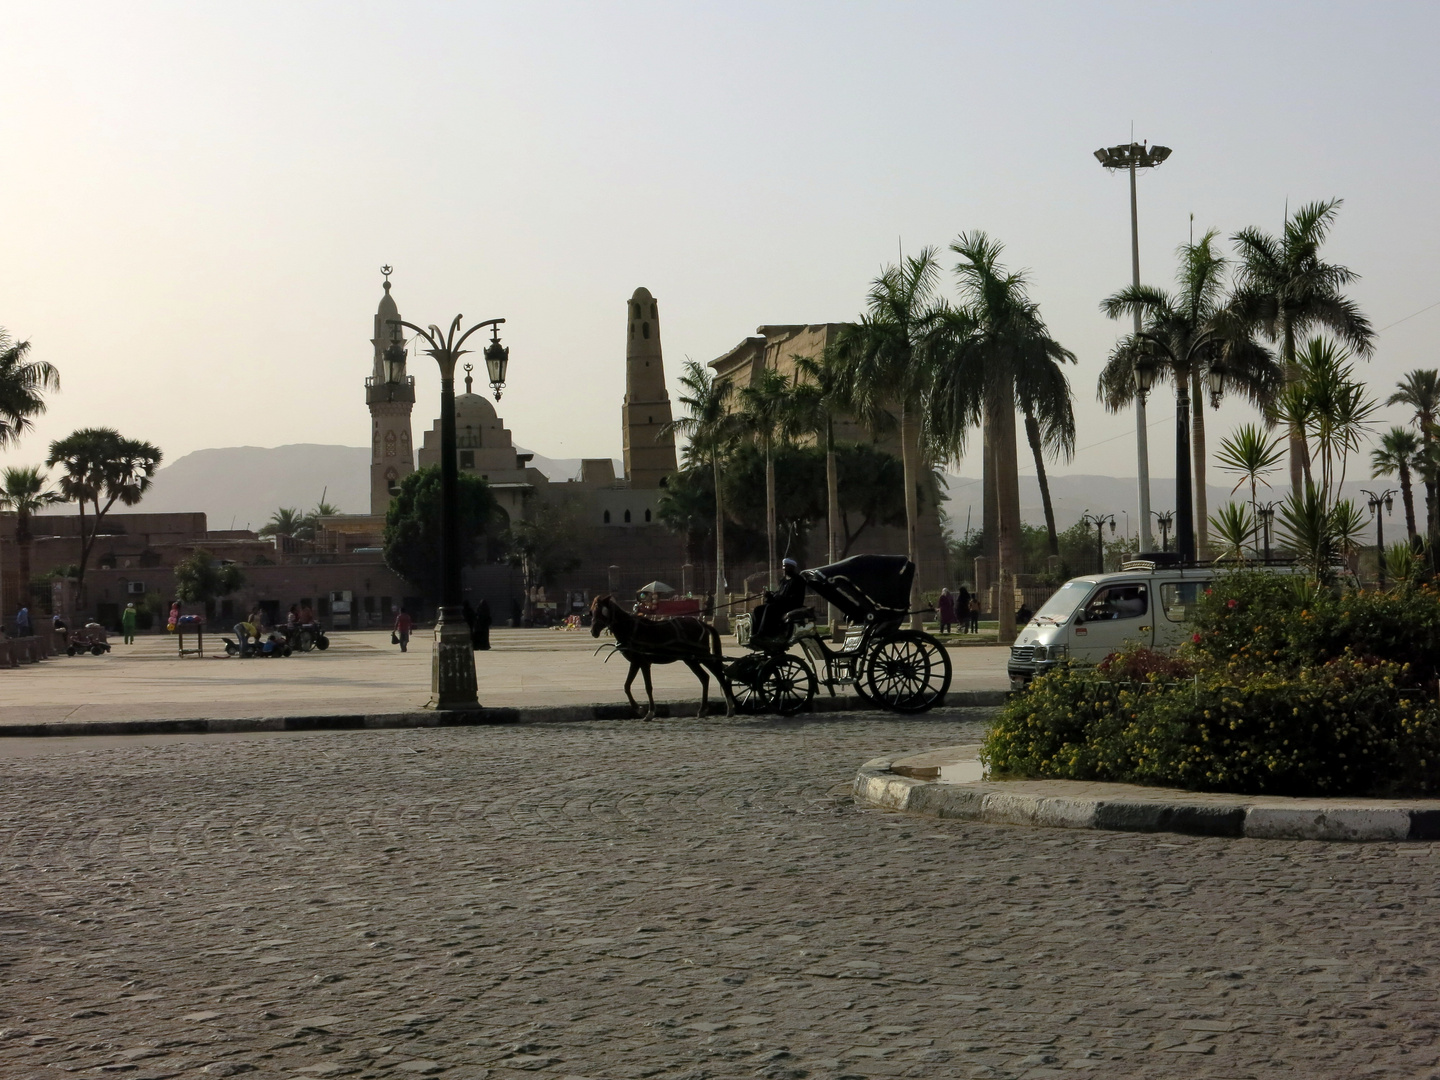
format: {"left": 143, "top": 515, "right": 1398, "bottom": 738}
{"left": 590, "top": 594, "right": 613, "bottom": 638}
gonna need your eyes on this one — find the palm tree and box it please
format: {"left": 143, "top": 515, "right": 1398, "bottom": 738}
{"left": 1209, "top": 502, "right": 1255, "bottom": 563}
{"left": 737, "top": 365, "right": 793, "bottom": 589}
{"left": 1386, "top": 369, "right": 1440, "bottom": 545}
{"left": 1100, "top": 231, "right": 1279, "bottom": 560}
{"left": 1017, "top": 357, "right": 1075, "bottom": 556}
{"left": 928, "top": 232, "right": 1075, "bottom": 643}
{"left": 1215, "top": 424, "right": 1285, "bottom": 520}
{"left": 1231, "top": 199, "right": 1375, "bottom": 494}
{"left": 833, "top": 249, "right": 948, "bottom": 629}
{"left": 0, "top": 330, "right": 60, "bottom": 448}
{"left": 259, "top": 507, "right": 306, "bottom": 539}
{"left": 46, "top": 427, "right": 164, "bottom": 597}
{"left": 1371, "top": 426, "right": 1421, "bottom": 543}
{"left": 1271, "top": 338, "right": 1377, "bottom": 508}
{"left": 660, "top": 360, "right": 738, "bottom": 630}
{"left": 0, "top": 466, "right": 61, "bottom": 600}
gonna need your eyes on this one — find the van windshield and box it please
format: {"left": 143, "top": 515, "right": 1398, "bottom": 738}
{"left": 1032, "top": 580, "right": 1093, "bottom": 623}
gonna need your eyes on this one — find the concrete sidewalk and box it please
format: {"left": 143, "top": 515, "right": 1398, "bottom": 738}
{"left": 0, "top": 627, "right": 1011, "bottom": 728}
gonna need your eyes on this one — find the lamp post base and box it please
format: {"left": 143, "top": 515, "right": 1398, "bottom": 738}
{"left": 428, "top": 605, "right": 480, "bottom": 711}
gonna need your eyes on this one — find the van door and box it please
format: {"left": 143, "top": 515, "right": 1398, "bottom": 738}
{"left": 1071, "top": 580, "right": 1154, "bottom": 663}
{"left": 1155, "top": 578, "right": 1207, "bottom": 653}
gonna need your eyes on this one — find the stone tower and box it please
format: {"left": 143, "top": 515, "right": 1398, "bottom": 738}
{"left": 366, "top": 268, "right": 416, "bottom": 514}
{"left": 621, "top": 286, "right": 678, "bottom": 488}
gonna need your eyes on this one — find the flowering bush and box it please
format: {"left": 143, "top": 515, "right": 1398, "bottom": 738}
{"left": 984, "top": 649, "right": 1440, "bottom": 796}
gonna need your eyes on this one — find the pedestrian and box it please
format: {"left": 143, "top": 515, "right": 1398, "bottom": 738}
{"left": 967, "top": 596, "right": 980, "bottom": 633}
{"left": 233, "top": 612, "right": 258, "bottom": 657}
{"left": 937, "top": 588, "right": 955, "bottom": 634}
{"left": 474, "top": 598, "right": 492, "bottom": 651}
{"left": 956, "top": 585, "right": 971, "bottom": 632}
{"left": 121, "top": 602, "right": 137, "bottom": 645}
{"left": 394, "top": 608, "right": 412, "bottom": 653}
{"left": 15, "top": 604, "right": 30, "bottom": 637}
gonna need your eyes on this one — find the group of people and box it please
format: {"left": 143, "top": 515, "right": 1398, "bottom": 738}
{"left": 937, "top": 587, "right": 982, "bottom": 634}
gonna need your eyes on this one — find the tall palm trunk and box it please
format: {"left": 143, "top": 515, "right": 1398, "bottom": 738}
{"left": 992, "top": 388, "right": 1022, "bottom": 644}
{"left": 1399, "top": 460, "right": 1417, "bottom": 543}
{"left": 1284, "top": 324, "right": 1307, "bottom": 497}
{"left": 712, "top": 453, "right": 729, "bottom": 634}
{"left": 765, "top": 436, "right": 777, "bottom": 589}
{"left": 1022, "top": 407, "right": 1058, "bottom": 556}
{"left": 824, "top": 423, "right": 841, "bottom": 631}
{"left": 899, "top": 401, "right": 924, "bottom": 631}
{"left": 1190, "top": 371, "right": 1210, "bottom": 560}
{"left": 982, "top": 435, "right": 998, "bottom": 563}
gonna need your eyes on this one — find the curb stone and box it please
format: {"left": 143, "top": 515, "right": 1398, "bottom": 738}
{"left": 0, "top": 689, "right": 1006, "bottom": 738}
{"left": 854, "top": 754, "right": 1440, "bottom": 842}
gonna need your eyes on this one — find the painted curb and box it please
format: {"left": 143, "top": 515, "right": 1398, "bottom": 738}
{"left": 853, "top": 756, "right": 1440, "bottom": 842}
{"left": 0, "top": 689, "right": 1006, "bottom": 738}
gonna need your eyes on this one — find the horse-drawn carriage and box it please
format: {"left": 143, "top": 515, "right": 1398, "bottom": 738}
{"left": 727, "top": 555, "right": 951, "bottom": 715}
{"left": 591, "top": 555, "right": 951, "bottom": 718}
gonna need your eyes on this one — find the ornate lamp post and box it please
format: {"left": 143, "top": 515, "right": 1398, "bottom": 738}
{"left": 1095, "top": 140, "right": 1172, "bottom": 555}
{"left": 1257, "top": 501, "right": 1278, "bottom": 563}
{"left": 1362, "top": 488, "right": 1396, "bottom": 587}
{"left": 387, "top": 313, "right": 509, "bottom": 710}
{"left": 1151, "top": 509, "right": 1174, "bottom": 553}
{"left": 1081, "top": 511, "right": 1117, "bottom": 574}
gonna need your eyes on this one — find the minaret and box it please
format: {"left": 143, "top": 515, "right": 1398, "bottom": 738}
{"left": 366, "top": 266, "right": 416, "bottom": 514}
{"left": 621, "top": 286, "right": 678, "bottom": 488}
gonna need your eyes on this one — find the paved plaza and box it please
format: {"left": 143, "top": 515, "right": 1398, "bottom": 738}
{"left": 0, "top": 631, "right": 1011, "bottom": 728}
{"left": 2, "top": 711, "right": 1437, "bottom": 1079}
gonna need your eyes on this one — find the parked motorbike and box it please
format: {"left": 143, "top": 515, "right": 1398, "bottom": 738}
{"left": 286, "top": 622, "right": 330, "bottom": 652}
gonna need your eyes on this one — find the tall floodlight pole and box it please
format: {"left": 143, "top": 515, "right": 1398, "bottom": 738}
{"left": 387, "top": 313, "right": 509, "bottom": 710}
{"left": 1363, "top": 488, "right": 1396, "bottom": 588}
{"left": 1095, "top": 141, "right": 1172, "bottom": 555}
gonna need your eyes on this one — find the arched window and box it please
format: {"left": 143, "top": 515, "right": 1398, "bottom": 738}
{"left": 633, "top": 303, "right": 641, "bottom": 318}
{"left": 603, "top": 510, "right": 611, "bottom": 524}
{"left": 650, "top": 302, "right": 657, "bottom": 318}
{"left": 624, "top": 509, "right": 632, "bottom": 523}
{"left": 644, "top": 509, "right": 652, "bottom": 522}
{"left": 630, "top": 323, "right": 635, "bottom": 339}
{"left": 642, "top": 322, "right": 650, "bottom": 339}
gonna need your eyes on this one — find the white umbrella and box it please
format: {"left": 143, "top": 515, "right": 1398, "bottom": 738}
{"left": 636, "top": 581, "right": 675, "bottom": 595}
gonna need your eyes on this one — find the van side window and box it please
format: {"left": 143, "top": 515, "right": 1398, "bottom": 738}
{"left": 1083, "top": 583, "right": 1147, "bottom": 621}
{"left": 1159, "top": 581, "right": 1204, "bottom": 623}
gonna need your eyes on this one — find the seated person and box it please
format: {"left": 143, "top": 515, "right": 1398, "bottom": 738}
{"left": 1084, "top": 584, "right": 1147, "bottom": 621}
{"left": 751, "top": 559, "right": 807, "bottom": 642}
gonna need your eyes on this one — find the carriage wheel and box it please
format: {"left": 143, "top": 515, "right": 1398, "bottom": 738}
{"left": 763, "top": 655, "right": 817, "bottom": 716}
{"left": 864, "top": 631, "right": 952, "bottom": 713}
{"left": 296, "top": 630, "right": 315, "bottom": 652}
{"left": 726, "top": 655, "right": 770, "bottom": 714}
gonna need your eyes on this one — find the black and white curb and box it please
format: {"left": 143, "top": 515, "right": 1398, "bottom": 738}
{"left": 854, "top": 754, "right": 1440, "bottom": 842}
{"left": 0, "top": 690, "right": 1006, "bottom": 739}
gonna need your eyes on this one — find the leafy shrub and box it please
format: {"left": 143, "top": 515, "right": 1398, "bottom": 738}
{"left": 1186, "top": 571, "right": 1440, "bottom": 692}
{"left": 985, "top": 649, "right": 1440, "bottom": 796}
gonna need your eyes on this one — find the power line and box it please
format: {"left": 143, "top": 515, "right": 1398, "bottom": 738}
{"left": 1379, "top": 298, "right": 1440, "bottom": 333}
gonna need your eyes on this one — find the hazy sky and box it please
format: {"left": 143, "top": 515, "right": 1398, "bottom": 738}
{"left": 3, "top": 1, "right": 1437, "bottom": 497}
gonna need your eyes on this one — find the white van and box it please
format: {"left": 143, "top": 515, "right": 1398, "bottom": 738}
{"left": 1007, "top": 561, "right": 1298, "bottom": 688}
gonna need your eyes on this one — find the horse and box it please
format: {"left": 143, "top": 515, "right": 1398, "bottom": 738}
{"left": 589, "top": 595, "right": 735, "bottom": 720}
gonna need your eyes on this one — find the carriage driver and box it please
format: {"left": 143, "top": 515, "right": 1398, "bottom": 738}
{"left": 752, "top": 558, "right": 807, "bottom": 643}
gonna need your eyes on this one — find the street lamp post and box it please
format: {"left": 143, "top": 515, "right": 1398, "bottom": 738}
{"left": 1081, "top": 511, "right": 1117, "bottom": 574}
{"left": 1095, "top": 140, "right": 1172, "bottom": 555}
{"left": 387, "top": 313, "right": 509, "bottom": 711}
{"left": 1362, "top": 488, "right": 1396, "bottom": 588}
{"left": 1151, "top": 510, "right": 1174, "bottom": 553}
{"left": 1257, "top": 502, "right": 1277, "bottom": 563}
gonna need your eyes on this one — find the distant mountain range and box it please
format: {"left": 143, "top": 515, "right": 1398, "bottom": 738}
{"left": 941, "top": 473, "right": 1394, "bottom": 539}
{"left": 133, "top": 444, "right": 620, "bottom": 532}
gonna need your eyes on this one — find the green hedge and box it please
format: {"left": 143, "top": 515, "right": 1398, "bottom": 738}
{"left": 984, "top": 573, "right": 1440, "bottom": 797}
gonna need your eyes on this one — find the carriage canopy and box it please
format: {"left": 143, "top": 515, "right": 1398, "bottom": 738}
{"left": 800, "top": 555, "right": 914, "bottom": 622}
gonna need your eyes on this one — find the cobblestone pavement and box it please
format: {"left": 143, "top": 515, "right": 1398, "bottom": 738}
{"left": 2, "top": 712, "right": 1436, "bottom": 1080}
